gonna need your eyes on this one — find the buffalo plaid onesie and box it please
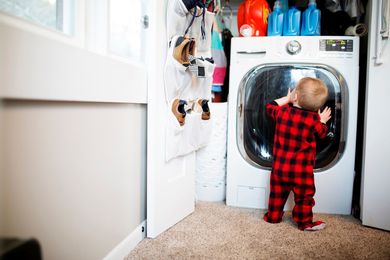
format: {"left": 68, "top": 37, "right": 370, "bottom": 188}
{"left": 263, "top": 101, "right": 328, "bottom": 230}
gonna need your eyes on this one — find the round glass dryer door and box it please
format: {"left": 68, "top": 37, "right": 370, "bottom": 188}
{"left": 237, "top": 64, "right": 347, "bottom": 171}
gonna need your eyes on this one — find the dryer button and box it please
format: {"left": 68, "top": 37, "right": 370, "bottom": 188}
{"left": 286, "top": 40, "right": 302, "bottom": 55}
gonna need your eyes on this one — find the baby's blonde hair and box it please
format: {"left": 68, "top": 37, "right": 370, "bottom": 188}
{"left": 296, "top": 77, "right": 328, "bottom": 111}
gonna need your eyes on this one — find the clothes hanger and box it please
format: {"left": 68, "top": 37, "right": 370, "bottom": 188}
{"left": 221, "top": 0, "right": 233, "bottom": 20}
{"left": 220, "top": 0, "right": 233, "bottom": 30}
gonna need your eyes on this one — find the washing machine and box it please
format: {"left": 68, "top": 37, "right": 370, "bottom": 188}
{"left": 226, "top": 36, "right": 359, "bottom": 214}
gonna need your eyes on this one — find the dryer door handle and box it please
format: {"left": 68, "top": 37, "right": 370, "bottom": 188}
{"left": 237, "top": 51, "right": 267, "bottom": 55}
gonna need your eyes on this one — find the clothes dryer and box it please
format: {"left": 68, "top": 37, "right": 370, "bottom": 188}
{"left": 226, "top": 36, "right": 359, "bottom": 214}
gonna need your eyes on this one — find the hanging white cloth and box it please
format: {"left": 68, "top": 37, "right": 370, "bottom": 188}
{"left": 164, "top": 0, "right": 215, "bottom": 161}
{"left": 342, "top": 0, "right": 365, "bottom": 18}
{"left": 165, "top": 105, "right": 213, "bottom": 162}
{"left": 166, "top": 0, "right": 189, "bottom": 42}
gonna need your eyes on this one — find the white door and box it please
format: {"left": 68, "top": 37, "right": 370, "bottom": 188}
{"left": 146, "top": 0, "right": 195, "bottom": 238}
{"left": 361, "top": 0, "right": 390, "bottom": 231}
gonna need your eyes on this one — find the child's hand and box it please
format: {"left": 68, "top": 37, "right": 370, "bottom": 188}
{"left": 274, "top": 88, "right": 293, "bottom": 106}
{"left": 286, "top": 88, "right": 292, "bottom": 100}
{"left": 319, "top": 107, "right": 332, "bottom": 124}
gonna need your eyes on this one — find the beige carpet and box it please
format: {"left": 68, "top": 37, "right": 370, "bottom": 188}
{"left": 125, "top": 202, "right": 390, "bottom": 260}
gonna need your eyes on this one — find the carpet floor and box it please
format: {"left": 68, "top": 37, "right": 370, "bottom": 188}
{"left": 125, "top": 201, "right": 390, "bottom": 260}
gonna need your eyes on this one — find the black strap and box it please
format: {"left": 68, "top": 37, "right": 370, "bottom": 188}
{"left": 184, "top": 8, "right": 197, "bottom": 35}
{"left": 184, "top": 0, "right": 206, "bottom": 40}
{"left": 182, "top": 0, "right": 198, "bottom": 11}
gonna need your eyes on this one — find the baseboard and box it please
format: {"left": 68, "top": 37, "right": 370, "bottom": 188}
{"left": 103, "top": 220, "right": 146, "bottom": 260}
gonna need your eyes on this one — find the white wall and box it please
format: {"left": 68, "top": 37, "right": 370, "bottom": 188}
{"left": 2, "top": 100, "right": 147, "bottom": 260}
{"left": 0, "top": 100, "right": 4, "bottom": 235}
{"left": 0, "top": 11, "right": 147, "bottom": 260}
{"left": 0, "top": 23, "right": 147, "bottom": 103}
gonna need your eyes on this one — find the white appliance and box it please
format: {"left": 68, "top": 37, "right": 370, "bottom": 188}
{"left": 361, "top": 0, "right": 390, "bottom": 231}
{"left": 226, "top": 36, "right": 359, "bottom": 214}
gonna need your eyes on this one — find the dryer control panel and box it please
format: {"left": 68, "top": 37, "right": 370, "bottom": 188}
{"left": 320, "top": 39, "right": 354, "bottom": 52}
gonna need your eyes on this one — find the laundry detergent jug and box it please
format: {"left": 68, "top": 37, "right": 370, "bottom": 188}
{"left": 283, "top": 6, "right": 301, "bottom": 36}
{"left": 267, "top": 1, "right": 284, "bottom": 36}
{"left": 279, "top": 0, "right": 289, "bottom": 13}
{"left": 237, "top": 0, "right": 270, "bottom": 37}
{"left": 301, "top": 0, "right": 321, "bottom": 36}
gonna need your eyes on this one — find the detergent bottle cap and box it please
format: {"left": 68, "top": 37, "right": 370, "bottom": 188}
{"left": 274, "top": 0, "right": 282, "bottom": 10}
{"left": 309, "top": 0, "right": 317, "bottom": 6}
{"left": 239, "top": 24, "right": 253, "bottom": 37}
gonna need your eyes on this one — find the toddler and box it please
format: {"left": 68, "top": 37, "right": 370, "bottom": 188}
{"left": 263, "top": 77, "right": 332, "bottom": 231}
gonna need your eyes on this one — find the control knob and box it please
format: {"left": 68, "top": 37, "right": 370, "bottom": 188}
{"left": 286, "top": 40, "right": 301, "bottom": 55}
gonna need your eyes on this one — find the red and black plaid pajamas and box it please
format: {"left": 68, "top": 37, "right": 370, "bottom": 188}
{"left": 263, "top": 101, "right": 328, "bottom": 230}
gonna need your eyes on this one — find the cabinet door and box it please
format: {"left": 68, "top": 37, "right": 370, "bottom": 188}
{"left": 362, "top": 0, "right": 390, "bottom": 231}
{"left": 146, "top": 0, "right": 195, "bottom": 238}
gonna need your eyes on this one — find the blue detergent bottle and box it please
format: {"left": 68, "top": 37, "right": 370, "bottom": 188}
{"left": 267, "top": 1, "right": 284, "bottom": 36}
{"left": 279, "top": 0, "right": 289, "bottom": 13}
{"left": 283, "top": 6, "right": 301, "bottom": 36}
{"left": 301, "top": 0, "right": 321, "bottom": 36}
